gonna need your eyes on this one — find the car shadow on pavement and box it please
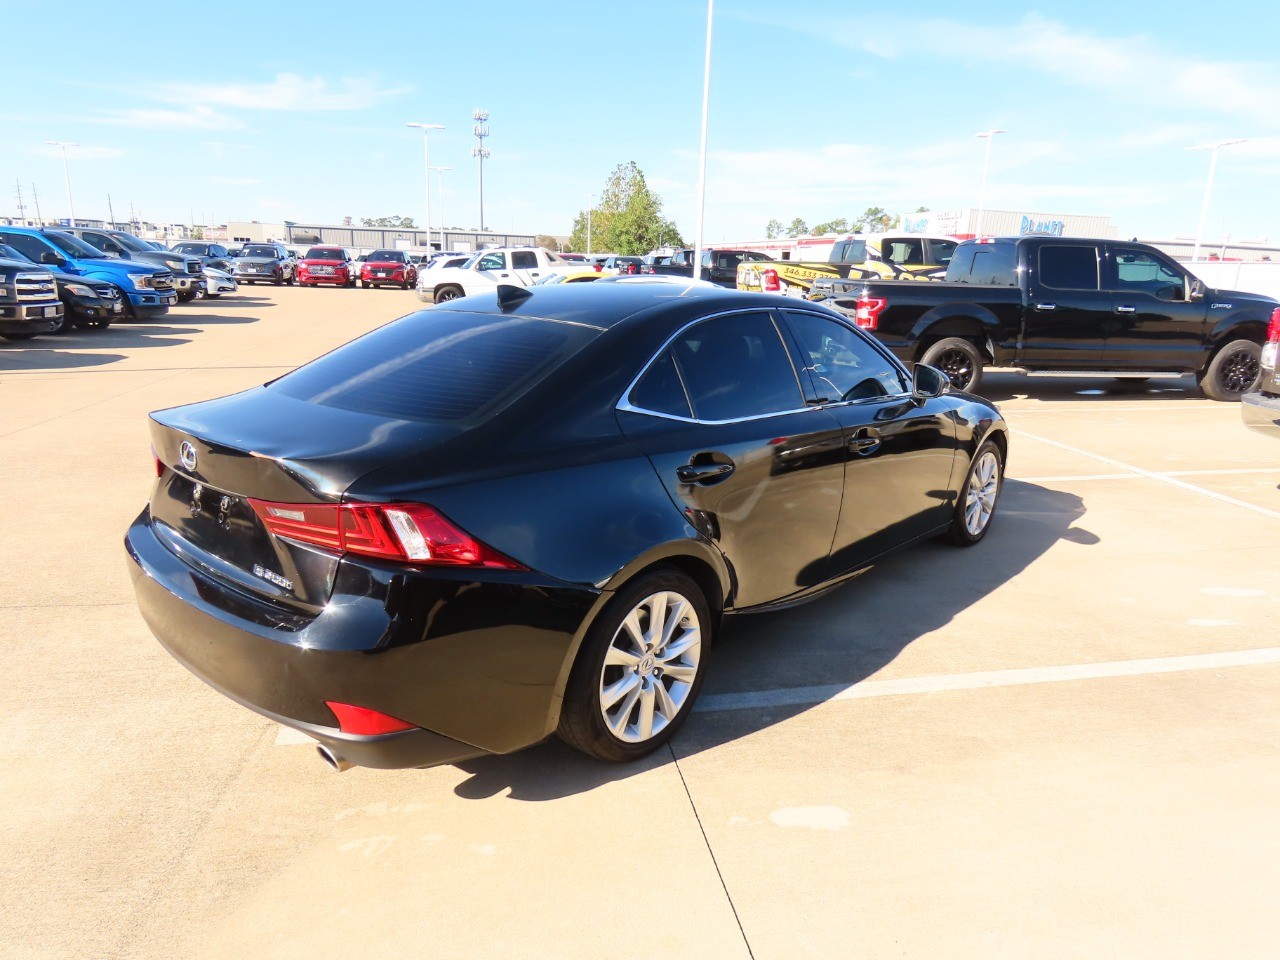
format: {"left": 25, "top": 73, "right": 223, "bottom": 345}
{"left": 451, "top": 479, "right": 1094, "bottom": 801}
{"left": 0, "top": 347, "right": 127, "bottom": 370}
{"left": 197, "top": 296, "right": 275, "bottom": 310}
{"left": 979, "top": 371, "right": 1201, "bottom": 403}
{"left": 157, "top": 313, "right": 259, "bottom": 325}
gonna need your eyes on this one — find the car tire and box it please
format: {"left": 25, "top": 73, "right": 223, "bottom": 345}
{"left": 48, "top": 311, "right": 70, "bottom": 334}
{"left": 945, "top": 439, "right": 1004, "bottom": 547}
{"left": 558, "top": 567, "right": 711, "bottom": 762}
{"left": 206, "top": 294, "right": 221, "bottom": 300}
{"left": 1, "top": 332, "right": 38, "bottom": 341}
{"left": 920, "top": 337, "right": 983, "bottom": 393}
{"left": 273, "top": 274, "right": 283, "bottom": 286}
{"left": 176, "top": 290, "right": 195, "bottom": 303}
{"left": 433, "top": 285, "right": 463, "bottom": 302}
{"left": 285, "top": 273, "right": 294, "bottom": 286}
{"left": 1199, "top": 339, "right": 1262, "bottom": 402}
{"left": 401, "top": 280, "right": 410, "bottom": 290}
{"left": 80, "top": 318, "right": 111, "bottom": 330}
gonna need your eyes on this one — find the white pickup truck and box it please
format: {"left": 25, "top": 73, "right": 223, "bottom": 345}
{"left": 416, "top": 247, "right": 577, "bottom": 303}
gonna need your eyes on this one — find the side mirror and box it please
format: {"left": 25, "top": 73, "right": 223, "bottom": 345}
{"left": 39, "top": 251, "right": 64, "bottom": 266}
{"left": 912, "top": 363, "right": 950, "bottom": 400}
{"left": 1189, "top": 278, "right": 1206, "bottom": 301}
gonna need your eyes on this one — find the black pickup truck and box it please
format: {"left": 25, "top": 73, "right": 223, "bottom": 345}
{"left": 644, "top": 248, "right": 773, "bottom": 287}
{"left": 812, "top": 236, "right": 1275, "bottom": 401}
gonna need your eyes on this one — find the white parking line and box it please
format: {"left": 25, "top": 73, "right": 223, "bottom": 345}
{"left": 1014, "top": 467, "right": 1280, "bottom": 483}
{"left": 1014, "top": 429, "right": 1280, "bottom": 521}
{"left": 695, "top": 647, "right": 1280, "bottom": 713}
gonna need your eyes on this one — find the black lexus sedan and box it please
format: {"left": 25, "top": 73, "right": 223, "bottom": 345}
{"left": 125, "top": 282, "right": 1008, "bottom": 772}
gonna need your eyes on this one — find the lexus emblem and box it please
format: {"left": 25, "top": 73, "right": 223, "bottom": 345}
{"left": 179, "top": 441, "right": 198, "bottom": 471}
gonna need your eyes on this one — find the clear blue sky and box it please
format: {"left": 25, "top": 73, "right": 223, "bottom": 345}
{"left": 6, "top": 1, "right": 1279, "bottom": 244}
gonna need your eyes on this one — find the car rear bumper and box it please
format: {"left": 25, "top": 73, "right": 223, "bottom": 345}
{"left": 1241, "top": 389, "right": 1280, "bottom": 439}
{"left": 124, "top": 509, "right": 602, "bottom": 770}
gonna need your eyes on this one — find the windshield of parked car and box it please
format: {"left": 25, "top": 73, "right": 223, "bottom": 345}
{"left": 367, "top": 250, "right": 405, "bottom": 262}
{"left": 305, "top": 247, "right": 346, "bottom": 260}
{"left": 110, "top": 232, "right": 153, "bottom": 253}
{"left": 0, "top": 243, "right": 35, "bottom": 264}
{"left": 241, "top": 245, "right": 278, "bottom": 258}
{"left": 44, "top": 231, "right": 109, "bottom": 259}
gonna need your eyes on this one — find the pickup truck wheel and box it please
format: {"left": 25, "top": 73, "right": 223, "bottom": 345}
{"left": 921, "top": 337, "right": 983, "bottom": 393}
{"left": 945, "top": 440, "right": 1004, "bottom": 546}
{"left": 434, "top": 285, "right": 463, "bottom": 302}
{"left": 1200, "top": 339, "right": 1261, "bottom": 402}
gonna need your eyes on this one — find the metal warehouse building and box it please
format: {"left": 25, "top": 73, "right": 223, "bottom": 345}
{"left": 226, "top": 220, "right": 536, "bottom": 253}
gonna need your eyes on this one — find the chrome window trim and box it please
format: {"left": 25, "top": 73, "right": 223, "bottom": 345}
{"left": 617, "top": 306, "right": 901, "bottom": 425}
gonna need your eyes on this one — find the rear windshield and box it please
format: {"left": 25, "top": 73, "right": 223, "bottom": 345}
{"left": 269, "top": 311, "right": 598, "bottom": 422}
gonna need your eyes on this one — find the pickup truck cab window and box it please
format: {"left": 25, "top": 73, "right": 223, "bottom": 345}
{"left": 511, "top": 251, "right": 538, "bottom": 270}
{"left": 782, "top": 310, "right": 907, "bottom": 402}
{"left": 947, "top": 244, "right": 1018, "bottom": 285}
{"left": 1112, "top": 250, "right": 1186, "bottom": 302}
{"left": 1038, "top": 244, "right": 1100, "bottom": 290}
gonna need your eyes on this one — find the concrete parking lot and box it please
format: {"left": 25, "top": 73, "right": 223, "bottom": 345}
{"left": 4, "top": 289, "right": 1280, "bottom": 960}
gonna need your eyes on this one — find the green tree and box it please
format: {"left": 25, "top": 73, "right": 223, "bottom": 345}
{"left": 536, "top": 234, "right": 561, "bottom": 251}
{"left": 360, "top": 215, "right": 417, "bottom": 228}
{"left": 785, "top": 217, "right": 809, "bottom": 238}
{"left": 765, "top": 218, "right": 784, "bottom": 239}
{"left": 811, "top": 217, "right": 849, "bottom": 235}
{"left": 568, "top": 162, "right": 684, "bottom": 254}
{"left": 853, "top": 207, "right": 899, "bottom": 232}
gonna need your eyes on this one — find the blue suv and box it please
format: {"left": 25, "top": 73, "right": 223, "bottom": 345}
{"left": 0, "top": 227, "right": 177, "bottom": 320}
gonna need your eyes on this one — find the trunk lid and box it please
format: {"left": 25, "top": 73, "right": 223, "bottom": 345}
{"left": 149, "top": 387, "right": 462, "bottom": 613}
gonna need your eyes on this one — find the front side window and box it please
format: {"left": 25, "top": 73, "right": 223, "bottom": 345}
{"left": 1112, "top": 250, "right": 1186, "bottom": 301}
{"left": 783, "top": 310, "right": 906, "bottom": 401}
{"left": 478, "top": 252, "right": 506, "bottom": 271}
{"left": 660, "top": 312, "right": 804, "bottom": 421}
{"left": 929, "top": 239, "right": 957, "bottom": 266}
{"left": 44, "top": 231, "right": 108, "bottom": 258}
{"left": 0, "top": 232, "right": 54, "bottom": 261}
{"left": 1038, "top": 245, "right": 1100, "bottom": 290}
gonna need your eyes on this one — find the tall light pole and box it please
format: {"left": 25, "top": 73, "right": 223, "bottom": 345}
{"left": 46, "top": 140, "right": 79, "bottom": 227}
{"left": 405, "top": 122, "right": 444, "bottom": 250}
{"left": 1188, "top": 139, "right": 1248, "bottom": 261}
{"left": 472, "top": 110, "right": 490, "bottom": 232}
{"left": 584, "top": 194, "right": 595, "bottom": 255}
{"left": 429, "top": 165, "right": 452, "bottom": 248}
{"left": 692, "top": 0, "right": 715, "bottom": 278}
{"left": 973, "top": 129, "right": 1005, "bottom": 239}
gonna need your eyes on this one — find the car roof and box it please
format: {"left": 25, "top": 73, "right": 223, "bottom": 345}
{"left": 431, "top": 279, "right": 783, "bottom": 330}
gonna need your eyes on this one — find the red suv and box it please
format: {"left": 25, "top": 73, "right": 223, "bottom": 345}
{"left": 359, "top": 249, "right": 417, "bottom": 290}
{"left": 297, "top": 246, "right": 357, "bottom": 287}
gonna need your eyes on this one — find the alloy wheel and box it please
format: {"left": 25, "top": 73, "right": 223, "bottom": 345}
{"left": 1221, "top": 349, "right": 1261, "bottom": 394}
{"left": 937, "top": 349, "right": 974, "bottom": 389}
{"left": 964, "top": 450, "right": 1001, "bottom": 536}
{"left": 598, "top": 591, "right": 702, "bottom": 743}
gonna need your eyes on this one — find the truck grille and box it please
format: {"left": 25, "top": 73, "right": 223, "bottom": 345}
{"left": 150, "top": 272, "right": 175, "bottom": 291}
{"left": 185, "top": 259, "right": 202, "bottom": 275}
{"left": 96, "top": 285, "right": 120, "bottom": 301}
{"left": 15, "top": 272, "right": 57, "bottom": 301}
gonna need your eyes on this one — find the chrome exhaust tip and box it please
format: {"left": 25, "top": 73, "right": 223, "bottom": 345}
{"left": 316, "top": 744, "right": 353, "bottom": 773}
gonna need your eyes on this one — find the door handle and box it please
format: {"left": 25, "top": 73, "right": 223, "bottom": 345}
{"left": 1034, "top": 302, "right": 1057, "bottom": 312}
{"left": 848, "top": 429, "right": 882, "bottom": 456}
{"left": 1114, "top": 305, "right": 1136, "bottom": 313}
{"left": 676, "top": 463, "right": 734, "bottom": 484}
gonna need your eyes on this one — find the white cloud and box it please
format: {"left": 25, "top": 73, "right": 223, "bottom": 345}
{"left": 92, "top": 105, "right": 242, "bottom": 131}
{"left": 154, "top": 73, "right": 411, "bottom": 112}
{"left": 31, "top": 144, "right": 125, "bottom": 160}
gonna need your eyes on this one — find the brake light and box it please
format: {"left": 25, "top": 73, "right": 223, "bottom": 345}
{"left": 325, "top": 701, "right": 416, "bottom": 735}
{"left": 247, "top": 500, "right": 524, "bottom": 569}
{"left": 854, "top": 295, "right": 887, "bottom": 330}
{"left": 762, "top": 269, "right": 780, "bottom": 292}
{"left": 1267, "top": 307, "right": 1280, "bottom": 343}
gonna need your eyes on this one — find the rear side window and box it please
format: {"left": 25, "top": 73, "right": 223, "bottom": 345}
{"left": 946, "top": 244, "right": 1017, "bottom": 285}
{"left": 666, "top": 311, "right": 803, "bottom": 421}
{"left": 1039, "top": 245, "right": 1100, "bottom": 290}
{"left": 629, "top": 353, "right": 692, "bottom": 418}
{"left": 511, "top": 251, "right": 538, "bottom": 269}
{"left": 270, "top": 312, "right": 597, "bottom": 422}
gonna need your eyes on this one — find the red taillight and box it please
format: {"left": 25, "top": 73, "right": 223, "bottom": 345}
{"left": 247, "top": 499, "right": 524, "bottom": 569}
{"left": 854, "top": 295, "right": 887, "bottom": 330}
{"left": 325, "top": 701, "right": 416, "bottom": 735}
{"left": 1267, "top": 307, "right": 1280, "bottom": 343}
{"left": 762, "top": 269, "right": 780, "bottom": 292}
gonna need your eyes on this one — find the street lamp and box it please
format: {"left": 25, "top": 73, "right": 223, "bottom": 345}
{"left": 45, "top": 140, "right": 79, "bottom": 227}
{"left": 405, "top": 122, "right": 444, "bottom": 250}
{"left": 584, "top": 194, "right": 595, "bottom": 255}
{"left": 1188, "top": 139, "right": 1248, "bottom": 261}
{"left": 692, "top": 0, "right": 715, "bottom": 278}
{"left": 429, "top": 165, "right": 452, "bottom": 248}
{"left": 973, "top": 129, "right": 1005, "bottom": 239}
